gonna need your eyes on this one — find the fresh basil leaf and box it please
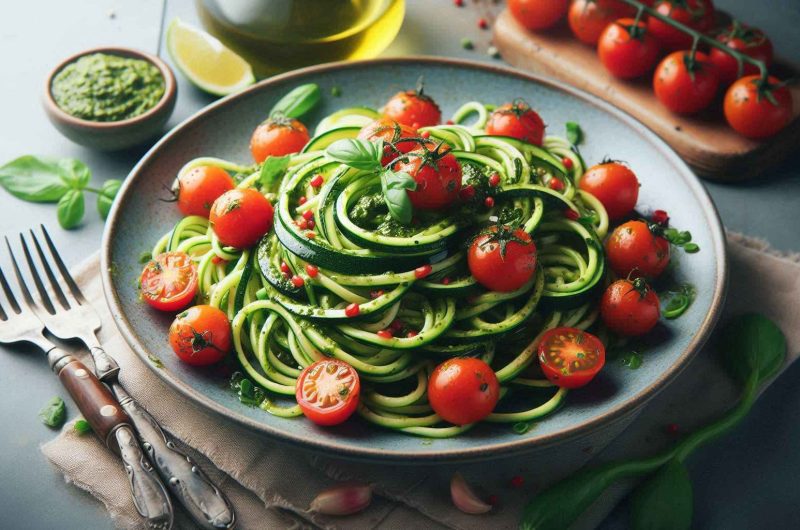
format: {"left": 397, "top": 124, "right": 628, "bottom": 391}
{"left": 269, "top": 83, "right": 321, "bottom": 119}
{"left": 259, "top": 155, "right": 290, "bottom": 189}
{"left": 58, "top": 158, "right": 91, "bottom": 189}
{"left": 566, "top": 121, "right": 583, "bottom": 145}
{"left": 39, "top": 396, "right": 66, "bottom": 428}
{"left": 0, "top": 155, "right": 69, "bottom": 203}
{"left": 381, "top": 170, "right": 416, "bottom": 224}
{"left": 719, "top": 313, "right": 786, "bottom": 387}
{"left": 326, "top": 139, "right": 383, "bottom": 171}
{"left": 630, "top": 459, "right": 693, "bottom": 530}
{"left": 74, "top": 419, "right": 92, "bottom": 435}
{"left": 96, "top": 179, "right": 121, "bottom": 220}
{"left": 57, "top": 189, "right": 85, "bottom": 229}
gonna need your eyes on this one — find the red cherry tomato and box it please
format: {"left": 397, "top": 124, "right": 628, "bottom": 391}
{"left": 357, "top": 118, "right": 419, "bottom": 165}
{"left": 169, "top": 305, "right": 231, "bottom": 366}
{"left": 249, "top": 117, "right": 310, "bottom": 163}
{"left": 601, "top": 278, "right": 661, "bottom": 336}
{"left": 383, "top": 89, "right": 441, "bottom": 128}
{"left": 568, "top": 0, "right": 634, "bottom": 45}
{"left": 392, "top": 146, "right": 462, "bottom": 210}
{"left": 139, "top": 251, "right": 198, "bottom": 312}
{"left": 509, "top": 0, "right": 569, "bottom": 31}
{"left": 605, "top": 220, "right": 671, "bottom": 278}
{"left": 485, "top": 100, "right": 546, "bottom": 146}
{"left": 209, "top": 188, "right": 274, "bottom": 249}
{"left": 538, "top": 327, "right": 606, "bottom": 388}
{"left": 428, "top": 358, "right": 500, "bottom": 425}
{"left": 598, "top": 18, "right": 661, "bottom": 79}
{"left": 578, "top": 161, "right": 639, "bottom": 221}
{"left": 709, "top": 25, "right": 773, "bottom": 87}
{"left": 468, "top": 225, "right": 538, "bottom": 292}
{"left": 654, "top": 51, "right": 719, "bottom": 115}
{"left": 723, "top": 75, "right": 793, "bottom": 139}
{"left": 176, "top": 165, "right": 235, "bottom": 218}
{"left": 296, "top": 359, "right": 360, "bottom": 426}
{"left": 647, "top": 0, "right": 715, "bottom": 51}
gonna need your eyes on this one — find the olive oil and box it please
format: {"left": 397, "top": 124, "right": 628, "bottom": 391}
{"left": 196, "top": 0, "right": 405, "bottom": 77}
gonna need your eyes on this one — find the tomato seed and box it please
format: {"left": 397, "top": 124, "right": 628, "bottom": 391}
{"left": 415, "top": 265, "right": 433, "bottom": 279}
{"left": 291, "top": 275, "right": 305, "bottom": 287}
{"left": 305, "top": 264, "right": 319, "bottom": 278}
{"left": 345, "top": 303, "right": 360, "bottom": 317}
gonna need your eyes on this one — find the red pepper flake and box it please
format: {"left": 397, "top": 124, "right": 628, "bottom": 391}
{"left": 377, "top": 329, "right": 393, "bottom": 339}
{"left": 211, "top": 255, "right": 227, "bottom": 265}
{"left": 652, "top": 209, "right": 670, "bottom": 225}
{"left": 370, "top": 289, "right": 385, "bottom": 299}
{"left": 478, "top": 17, "right": 489, "bottom": 29}
{"left": 390, "top": 319, "right": 405, "bottom": 332}
{"left": 280, "top": 262, "right": 290, "bottom": 274}
{"left": 345, "top": 303, "right": 360, "bottom": 317}
{"left": 305, "top": 264, "right": 319, "bottom": 278}
{"left": 406, "top": 330, "right": 418, "bottom": 338}
{"left": 307, "top": 220, "right": 315, "bottom": 230}
{"left": 666, "top": 423, "right": 680, "bottom": 434}
{"left": 305, "top": 231, "right": 316, "bottom": 239}
{"left": 459, "top": 184, "right": 476, "bottom": 201}
{"left": 510, "top": 475, "right": 525, "bottom": 488}
{"left": 291, "top": 275, "right": 305, "bottom": 288}
{"left": 296, "top": 218, "right": 308, "bottom": 230}
{"left": 414, "top": 264, "right": 433, "bottom": 279}
{"left": 488, "top": 494, "right": 499, "bottom": 506}
{"left": 561, "top": 157, "right": 574, "bottom": 170}
{"left": 446, "top": 119, "right": 455, "bottom": 125}
{"left": 548, "top": 177, "right": 564, "bottom": 191}
{"left": 484, "top": 196, "right": 495, "bottom": 208}
{"left": 441, "top": 277, "right": 451, "bottom": 285}
{"left": 302, "top": 209, "right": 314, "bottom": 220}
{"left": 563, "top": 209, "right": 580, "bottom": 220}
{"left": 309, "top": 174, "right": 324, "bottom": 187}
{"left": 421, "top": 130, "right": 431, "bottom": 139}
{"left": 454, "top": 0, "right": 464, "bottom": 6}
{"left": 298, "top": 196, "right": 307, "bottom": 205}
{"left": 489, "top": 173, "right": 501, "bottom": 187}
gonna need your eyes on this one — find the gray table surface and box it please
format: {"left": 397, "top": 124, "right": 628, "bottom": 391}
{"left": 1, "top": 1, "right": 797, "bottom": 528}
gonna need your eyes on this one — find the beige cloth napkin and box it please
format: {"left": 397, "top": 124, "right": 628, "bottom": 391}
{"left": 42, "top": 233, "right": 800, "bottom": 530}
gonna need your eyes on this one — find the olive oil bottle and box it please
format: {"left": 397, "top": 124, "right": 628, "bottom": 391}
{"left": 196, "top": 0, "right": 405, "bottom": 77}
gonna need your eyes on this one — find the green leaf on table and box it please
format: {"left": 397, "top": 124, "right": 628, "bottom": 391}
{"left": 269, "top": 83, "right": 321, "bottom": 119}
{"left": 259, "top": 155, "right": 290, "bottom": 189}
{"left": 58, "top": 158, "right": 91, "bottom": 189}
{"left": 73, "top": 419, "right": 92, "bottom": 436}
{"left": 630, "top": 459, "right": 693, "bottom": 530}
{"left": 566, "top": 121, "right": 583, "bottom": 145}
{"left": 326, "top": 139, "right": 384, "bottom": 171}
{"left": 57, "top": 189, "right": 85, "bottom": 229}
{"left": 96, "top": 179, "right": 122, "bottom": 220}
{"left": 381, "top": 169, "right": 416, "bottom": 224}
{"left": 0, "top": 155, "right": 69, "bottom": 202}
{"left": 719, "top": 313, "right": 786, "bottom": 387}
{"left": 39, "top": 396, "right": 66, "bottom": 428}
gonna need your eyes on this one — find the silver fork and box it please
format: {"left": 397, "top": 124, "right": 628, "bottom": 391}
{"left": 21, "top": 226, "right": 235, "bottom": 530}
{"left": 1, "top": 237, "right": 173, "bottom": 530}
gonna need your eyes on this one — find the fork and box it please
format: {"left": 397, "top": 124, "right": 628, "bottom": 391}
{"left": 1, "top": 237, "right": 173, "bottom": 530}
{"left": 20, "top": 226, "right": 235, "bottom": 530}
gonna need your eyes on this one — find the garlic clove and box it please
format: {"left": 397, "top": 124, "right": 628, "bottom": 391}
{"left": 309, "top": 482, "right": 373, "bottom": 516}
{"left": 451, "top": 472, "right": 492, "bottom": 514}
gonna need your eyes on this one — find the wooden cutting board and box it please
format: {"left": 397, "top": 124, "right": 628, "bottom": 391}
{"left": 492, "top": 9, "right": 800, "bottom": 181}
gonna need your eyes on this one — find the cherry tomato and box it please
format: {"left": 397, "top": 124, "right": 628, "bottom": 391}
{"left": 598, "top": 18, "right": 661, "bottom": 79}
{"left": 296, "top": 359, "right": 360, "bottom": 426}
{"left": 168, "top": 305, "right": 231, "bottom": 366}
{"left": 605, "top": 220, "right": 671, "bottom": 278}
{"left": 654, "top": 51, "right": 719, "bottom": 115}
{"left": 647, "top": 0, "right": 715, "bottom": 51}
{"left": 139, "top": 251, "right": 198, "bottom": 312}
{"left": 538, "top": 327, "right": 606, "bottom": 388}
{"left": 723, "top": 75, "right": 793, "bottom": 139}
{"left": 468, "top": 225, "right": 538, "bottom": 292}
{"left": 710, "top": 25, "right": 773, "bottom": 87}
{"left": 428, "top": 358, "right": 500, "bottom": 425}
{"left": 392, "top": 146, "right": 462, "bottom": 210}
{"left": 485, "top": 100, "right": 546, "bottom": 146}
{"left": 209, "top": 188, "right": 274, "bottom": 249}
{"left": 578, "top": 161, "right": 639, "bottom": 220}
{"left": 357, "top": 118, "right": 419, "bottom": 165}
{"left": 601, "top": 278, "right": 661, "bottom": 336}
{"left": 383, "top": 89, "right": 441, "bottom": 128}
{"left": 176, "top": 166, "right": 235, "bottom": 218}
{"left": 568, "top": 0, "right": 634, "bottom": 45}
{"left": 249, "top": 117, "right": 310, "bottom": 163}
{"left": 509, "top": 0, "right": 569, "bottom": 31}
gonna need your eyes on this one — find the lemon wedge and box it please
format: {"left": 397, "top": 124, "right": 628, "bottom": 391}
{"left": 166, "top": 18, "right": 255, "bottom": 96}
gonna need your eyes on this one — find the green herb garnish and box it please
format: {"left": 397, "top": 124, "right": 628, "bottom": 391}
{"left": 269, "top": 83, "right": 320, "bottom": 119}
{"left": 74, "top": 419, "right": 92, "bottom": 435}
{"left": 566, "top": 122, "right": 583, "bottom": 145}
{"left": 39, "top": 396, "right": 66, "bottom": 428}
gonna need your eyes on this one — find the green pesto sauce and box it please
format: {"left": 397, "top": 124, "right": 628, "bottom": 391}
{"left": 349, "top": 192, "right": 441, "bottom": 238}
{"left": 51, "top": 52, "right": 165, "bottom": 122}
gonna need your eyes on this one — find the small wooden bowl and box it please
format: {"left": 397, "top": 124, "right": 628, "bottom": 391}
{"left": 43, "top": 46, "right": 177, "bottom": 151}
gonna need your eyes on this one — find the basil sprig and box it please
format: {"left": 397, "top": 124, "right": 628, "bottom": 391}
{"left": 269, "top": 83, "right": 321, "bottom": 119}
{"left": 566, "top": 121, "right": 583, "bottom": 145}
{"left": 259, "top": 155, "right": 290, "bottom": 190}
{"left": 326, "top": 139, "right": 416, "bottom": 224}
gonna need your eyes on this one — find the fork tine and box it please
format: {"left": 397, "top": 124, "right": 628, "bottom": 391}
{"left": 29, "top": 229, "right": 71, "bottom": 309}
{"left": 0, "top": 262, "right": 20, "bottom": 315}
{"left": 40, "top": 225, "right": 86, "bottom": 303}
{"left": 5, "top": 236, "right": 38, "bottom": 311}
{"left": 18, "top": 233, "right": 55, "bottom": 314}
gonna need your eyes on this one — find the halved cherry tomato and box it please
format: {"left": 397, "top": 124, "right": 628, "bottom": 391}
{"left": 605, "top": 220, "right": 671, "bottom": 278}
{"left": 647, "top": 0, "right": 715, "bottom": 51}
{"left": 209, "top": 188, "right": 274, "bottom": 249}
{"left": 654, "top": 51, "right": 719, "bottom": 115}
{"left": 468, "top": 225, "right": 538, "bottom": 292}
{"left": 598, "top": 18, "right": 661, "bottom": 79}
{"left": 509, "top": 0, "right": 569, "bottom": 31}
{"left": 140, "top": 251, "right": 198, "bottom": 312}
{"left": 578, "top": 161, "right": 639, "bottom": 220}
{"left": 485, "top": 100, "right": 546, "bottom": 146}
{"left": 601, "top": 278, "right": 661, "bottom": 336}
{"left": 392, "top": 145, "right": 462, "bottom": 210}
{"left": 383, "top": 89, "right": 441, "bottom": 128}
{"left": 296, "top": 359, "right": 360, "bottom": 426}
{"left": 568, "top": 0, "right": 633, "bottom": 45}
{"left": 169, "top": 305, "right": 231, "bottom": 366}
{"left": 357, "top": 118, "right": 419, "bottom": 165}
{"left": 176, "top": 165, "right": 235, "bottom": 218}
{"left": 538, "top": 327, "right": 606, "bottom": 388}
{"left": 249, "top": 117, "right": 310, "bottom": 163}
{"left": 428, "top": 358, "right": 500, "bottom": 425}
{"left": 710, "top": 24, "right": 773, "bottom": 87}
{"left": 723, "top": 75, "right": 793, "bottom": 139}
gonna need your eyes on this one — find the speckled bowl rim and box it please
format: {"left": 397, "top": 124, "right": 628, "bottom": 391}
{"left": 43, "top": 46, "right": 176, "bottom": 130}
{"left": 101, "top": 56, "right": 728, "bottom": 463}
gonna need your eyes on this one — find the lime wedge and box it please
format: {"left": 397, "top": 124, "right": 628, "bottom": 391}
{"left": 166, "top": 18, "right": 255, "bottom": 96}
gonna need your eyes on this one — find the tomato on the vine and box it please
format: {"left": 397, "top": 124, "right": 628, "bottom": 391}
{"left": 710, "top": 24, "right": 773, "bottom": 87}
{"left": 428, "top": 358, "right": 500, "bottom": 425}
{"left": 654, "top": 51, "right": 719, "bottom": 115}
{"left": 601, "top": 278, "right": 661, "bottom": 336}
{"left": 209, "top": 188, "right": 274, "bottom": 248}
{"left": 250, "top": 117, "right": 310, "bottom": 163}
{"left": 296, "top": 359, "right": 361, "bottom": 426}
{"left": 578, "top": 161, "right": 639, "bottom": 221}
{"left": 647, "top": 0, "right": 715, "bottom": 51}
{"left": 176, "top": 165, "right": 235, "bottom": 218}
{"left": 723, "top": 75, "right": 793, "bottom": 139}
{"left": 140, "top": 251, "right": 198, "bottom": 312}
{"left": 357, "top": 118, "right": 419, "bottom": 165}
{"left": 538, "top": 327, "right": 606, "bottom": 389}
{"left": 605, "top": 220, "right": 671, "bottom": 278}
{"left": 392, "top": 144, "right": 462, "bottom": 210}
{"left": 598, "top": 18, "right": 661, "bottom": 79}
{"left": 468, "top": 225, "right": 538, "bottom": 292}
{"left": 485, "top": 100, "right": 546, "bottom": 146}
{"left": 568, "top": 0, "right": 633, "bottom": 45}
{"left": 383, "top": 88, "right": 441, "bottom": 128}
{"left": 169, "top": 305, "right": 231, "bottom": 366}
{"left": 509, "top": 0, "right": 569, "bottom": 31}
